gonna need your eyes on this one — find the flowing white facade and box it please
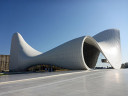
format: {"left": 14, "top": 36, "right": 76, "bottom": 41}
{"left": 9, "top": 29, "right": 122, "bottom": 72}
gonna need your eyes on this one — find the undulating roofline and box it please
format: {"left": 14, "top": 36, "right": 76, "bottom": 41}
{"left": 9, "top": 29, "right": 122, "bottom": 72}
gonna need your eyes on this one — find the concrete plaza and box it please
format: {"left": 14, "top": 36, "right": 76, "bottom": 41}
{"left": 0, "top": 69, "right": 128, "bottom": 96}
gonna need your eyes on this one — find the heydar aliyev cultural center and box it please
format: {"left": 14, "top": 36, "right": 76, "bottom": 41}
{"left": 9, "top": 29, "right": 122, "bottom": 72}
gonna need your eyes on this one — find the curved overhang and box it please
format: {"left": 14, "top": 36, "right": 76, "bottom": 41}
{"left": 82, "top": 35, "right": 119, "bottom": 69}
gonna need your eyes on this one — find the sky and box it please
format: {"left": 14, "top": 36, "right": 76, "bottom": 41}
{"left": 0, "top": 0, "right": 128, "bottom": 65}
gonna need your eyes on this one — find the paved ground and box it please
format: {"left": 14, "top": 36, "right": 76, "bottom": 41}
{"left": 0, "top": 69, "right": 128, "bottom": 96}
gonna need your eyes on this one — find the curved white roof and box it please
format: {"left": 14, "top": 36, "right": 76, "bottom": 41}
{"left": 9, "top": 29, "right": 122, "bottom": 71}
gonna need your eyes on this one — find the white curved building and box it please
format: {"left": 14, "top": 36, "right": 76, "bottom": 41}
{"left": 9, "top": 29, "right": 122, "bottom": 72}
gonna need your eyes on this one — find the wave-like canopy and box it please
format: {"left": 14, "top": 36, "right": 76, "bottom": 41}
{"left": 9, "top": 29, "right": 122, "bottom": 72}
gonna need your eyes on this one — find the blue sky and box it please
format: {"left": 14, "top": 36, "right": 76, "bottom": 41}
{"left": 0, "top": 0, "right": 128, "bottom": 64}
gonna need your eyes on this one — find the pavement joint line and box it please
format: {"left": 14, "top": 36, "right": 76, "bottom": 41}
{"left": 0, "top": 70, "right": 98, "bottom": 85}
{"left": 0, "top": 71, "right": 105, "bottom": 95}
